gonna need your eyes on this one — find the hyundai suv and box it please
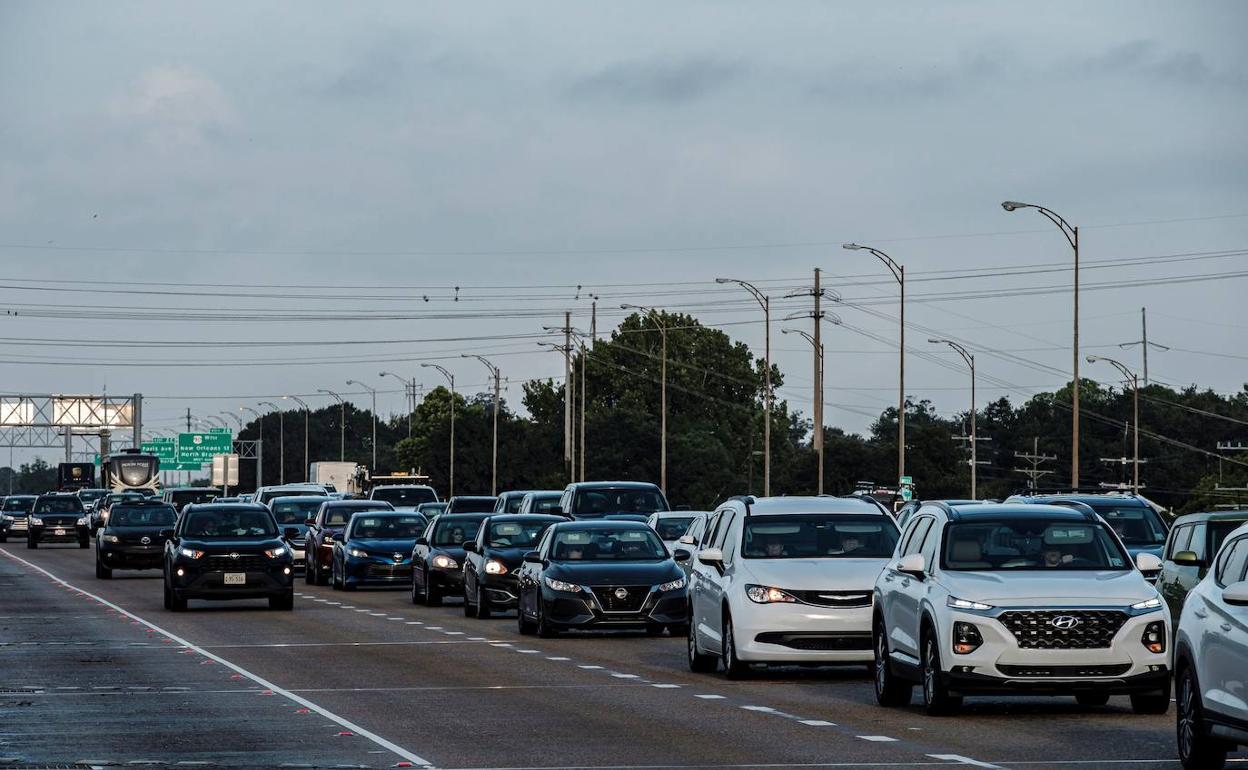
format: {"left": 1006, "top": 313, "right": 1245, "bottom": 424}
{"left": 688, "top": 496, "right": 900, "bottom": 677}
{"left": 873, "top": 502, "right": 1170, "bottom": 715}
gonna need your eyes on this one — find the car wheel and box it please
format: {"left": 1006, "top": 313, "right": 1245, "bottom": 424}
{"left": 1076, "top": 692, "right": 1111, "bottom": 707}
{"left": 921, "top": 632, "right": 962, "bottom": 716}
{"left": 645, "top": 623, "right": 666, "bottom": 637}
{"left": 79, "top": 538, "right": 89, "bottom": 549}
{"left": 463, "top": 583, "right": 477, "bottom": 618}
{"left": 476, "top": 583, "right": 491, "bottom": 620}
{"left": 423, "top": 571, "right": 441, "bottom": 607}
{"left": 315, "top": 559, "right": 330, "bottom": 586}
{"left": 95, "top": 560, "right": 112, "bottom": 580}
{"left": 0, "top": 533, "right": 7, "bottom": 543}
{"left": 168, "top": 584, "right": 187, "bottom": 612}
{"left": 304, "top": 560, "right": 315, "bottom": 585}
{"left": 688, "top": 620, "right": 718, "bottom": 673}
{"left": 874, "top": 621, "right": 913, "bottom": 707}
{"left": 331, "top": 562, "right": 342, "bottom": 590}
{"left": 1131, "top": 687, "right": 1171, "bottom": 715}
{"left": 411, "top": 573, "right": 423, "bottom": 605}
{"left": 536, "top": 598, "right": 558, "bottom": 638}
{"left": 269, "top": 591, "right": 294, "bottom": 611}
{"left": 517, "top": 596, "right": 536, "bottom": 635}
{"left": 26, "top": 536, "right": 37, "bottom": 549}
{"left": 722, "top": 613, "right": 750, "bottom": 679}
{"left": 1177, "top": 665, "right": 1229, "bottom": 770}
{"left": 162, "top": 578, "right": 173, "bottom": 610}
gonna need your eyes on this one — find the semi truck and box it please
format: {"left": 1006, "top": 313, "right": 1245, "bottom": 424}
{"left": 308, "top": 461, "right": 366, "bottom": 495}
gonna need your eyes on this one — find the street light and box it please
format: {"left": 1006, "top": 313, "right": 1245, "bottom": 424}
{"left": 1003, "top": 200, "right": 1080, "bottom": 488}
{"left": 843, "top": 243, "right": 906, "bottom": 489}
{"left": 538, "top": 337, "right": 588, "bottom": 483}
{"left": 283, "top": 395, "right": 311, "bottom": 481}
{"left": 929, "top": 338, "right": 978, "bottom": 499}
{"left": 463, "top": 354, "right": 501, "bottom": 495}
{"left": 421, "top": 363, "right": 456, "bottom": 498}
{"left": 346, "top": 380, "right": 377, "bottom": 472}
{"left": 621, "top": 304, "right": 669, "bottom": 495}
{"left": 317, "top": 389, "right": 345, "bottom": 462}
{"left": 240, "top": 406, "right": 264, "bottom": 488}
{"left": 1087, "top": 355, "right": 1141, "bottom": 494}
{"left": 259, "top": 401, "right": 284, "bottom": 484}
{"left": 783, "top": 326, "right": 825, "bottom": 494}
{"left": 219, "top": 411, "right": 244, "bottom": 431}
{"left": 380, "top": 371, "right": 419, "bottom": 438}
{"left": 716, "top": 278, "right": 772, "bottom": 497}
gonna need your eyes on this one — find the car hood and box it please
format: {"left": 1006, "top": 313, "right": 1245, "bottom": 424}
{"left": 484, "top": 546, "right": 532, "bottom": 568}
{"left": 942, "top": 569, "right": 1155, "bottom": 606}
{"left": 548, "top": 560, "right": 681, "bottom": 585}
{"left": 742, "top": 557, "right": 887, "bottom": 591}
{"left": 348, "top": 538, "right": 418, "bottom": 556}
{"left": 180, "top": 538, "right": 283, "bottom": 552}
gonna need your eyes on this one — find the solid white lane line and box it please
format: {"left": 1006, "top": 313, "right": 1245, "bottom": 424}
{"left": 926, "top": 756, "right": 1003, "bottom": 769}
{"left": 0, "top": 549, "right": 433, "bottom": 768}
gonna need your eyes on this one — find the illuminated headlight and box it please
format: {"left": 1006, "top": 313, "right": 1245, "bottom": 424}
{"left": 544, "top": 576, "right": 581, "bottom": 593}
{"left": 102, "top": 534, "right": 121, "bottom": 544}
{"left": 76, "top": 517, "right": 88, "bottom": 526}
{"left": 656, "top": 576, "right": 687, "bottom": 592}
{"left": 101, "top": 511, "right": 109, "bottom": 521}
{"left": 348, "top": 548, "right": 369, "bottom": 558}
{"left": 946, "top": 596, "right": 993, "bottom": 611}
{"left": 179, "top": 547, "right": 204, "bottom": 559}
{"left": 1, "top": 515, "right": 11, "bottom": 523}
{"left": 265, "top": 546, "right": 290, "bottom": 559}
{"left": 1130, "top": 596, "right": 1163, "bottom": 611}
{"left": 29, "top": 517, "right": 43, "bottom": 526}
{"left": 745, "top": 584, "right": 797, "bottom": 604}
{"left": 484, "top": 559, "right": 508, "bottom": 575}
{"left": 432, "top": 554, "right": 458, "bottom": 570}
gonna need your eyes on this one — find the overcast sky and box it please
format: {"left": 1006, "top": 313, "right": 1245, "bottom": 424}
{"left": 2, "top": 1, "right": 1246, "bottom": 468}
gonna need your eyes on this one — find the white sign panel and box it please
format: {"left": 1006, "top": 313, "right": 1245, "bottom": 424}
{"left": 0, "top": 399, "right": 35, "bottom": 426}
{"left": 211, "top": 454, "right": 240, "bottom": 486}
{"left": 52, "top": 397, "right": 134, "bottom": 428}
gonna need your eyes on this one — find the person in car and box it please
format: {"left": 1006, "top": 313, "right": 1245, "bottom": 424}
{"left": 1042, "top": 547, "right": 1073, "bottom": 568}
{"left": 834, "top": 535, "right": 865, "bottom": 555}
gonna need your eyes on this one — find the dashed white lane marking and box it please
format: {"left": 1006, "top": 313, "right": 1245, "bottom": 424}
{"left": 468, "top": 636, "right": 487, "bottom": 641}
{"left": 405, "top": 621, "right": 423, "bottom": 625}
{"left": 546, "top": 656, "right": 571, "bottom": 661}
{"left": 800, "top": 720, "right": 836, "bottom": 727}
{"left": 694, "top": 694, "right": 726, "bottom": 699}
{"left": 355, "top": 609, "right": 371, "bottom": 613}
{"left": 443, "top": 631, "right": 465, "bottom": 636}
{"left": 426, "top": 626, "right": 444, "bottom": 631}
{"left": 577, "top": 665, "right": 603, "bottom": 670}
{"left": 326, "top": 601, "right": 341, "bottom": 605}
{"left": 369, "top": 612, "right": 387, "bottom": 617}
{"left": 651, "top": 684, "right": 680, "bottom": 689}
{"left": 741, "top": 705, "right": 776, "bottom": 712}
{"left": 611, "top": 673, "right": 640, "bottom": 679}
{"left": 339, "top": 605, "right": 355, "bottom": 609}
{"left": 0, "top": 549, "right": 433, "bottom": 768}
{"left": 515, "top": 649, "right": 540, "bottom": 654}
{"left": 858, "top": 735, "right": 899, "bottom": 742}
{"left": 927, "top": 756, "right": 1003, "bottom": 769}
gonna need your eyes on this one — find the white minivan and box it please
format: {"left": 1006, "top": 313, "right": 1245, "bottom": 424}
{"left": 687, "top": 495, "right": 900, "bottom": 678}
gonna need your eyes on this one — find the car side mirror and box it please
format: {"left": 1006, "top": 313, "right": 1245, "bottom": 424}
{"left": 1223, "top": 581, "right": 1248, "bottom": 606}
{"left": 463, "top": 541, "right": 477, "bottom": 553}
{"left": 1136, "top": 552, "right": 1163, "bottom": 572}
{"left": 896, "top": 553, "right": 926, "bottom": 578}
{"left": 697, "top": 548, "right": 723, "bottom": 567}
{"left": 415, "top": 536, "right": 429, "bottom": 547}
{"left": 331, "top": 531, "right": 344, "bottom": 542}
{"left": 677, "top": 535, "right": 695, "bottom": 545}
{"left": 158, "top": 529, "right": 174, "bottom": 539}
{"left": 305, "top": 517, "right": 316, "bottom": 526}
{"left": 283, "top": 527, "right": 300, "bottom": 540}
{"left": 673, "top": 548, "right": 691, "bottom": 562}
{"left": 523, "top": 550, "right": 543, "bottom": 564}
{"left": 1171, "top": 550, "right": 1203, "bottom": 567}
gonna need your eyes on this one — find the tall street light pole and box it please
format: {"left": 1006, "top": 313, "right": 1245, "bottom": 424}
{"left": 843, "top": 243, "right": 906, "bottom": 489}
{"left": 463, "top": 354, "right": 502, "bottom": 495}
{"left": 318, "top": 389, "right": 345, "bottom": 462}
{"left": 783, "top": 327, "right": 826, "bottom": 494}
{"left": 283, "top": 395, "right": 310, "bottom": 481}
{"left": 380, "top": 371, "right": 418, "bottom": 438}
{"left": 1003, "top": 201, "right": 1080, "bottom": 488}
{"left": 929, "top": 339, "right": 977, "bottom": 499}
{"left": 716, "top": 278, "right": 771, "bottom": 496}
{"left": 1087, "top": 355, "right": 1141, "bottom": 494}
{"left": 621, "top": 304, "right": 668, "bottom": 496}
{"left": 346, "top": 380, "right": 377, "bottom": 472}
{"left": 259, "top": 402, "right": 284, "bottom": 484}
{"left": 537, "top": 341, "right": 577, "bottom": 483}
{"left": 240, "top": 406, "right": 264, "bottom": 489}
{"left": 421, "top": 363, "right": 456, "bottom": 498}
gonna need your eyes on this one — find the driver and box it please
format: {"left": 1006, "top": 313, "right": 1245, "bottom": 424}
{"left": 839, "top": 535, "right": 863, "bottom": 555}
{"left": 1042, "top": 547, "right": 1071, "bottom": 568}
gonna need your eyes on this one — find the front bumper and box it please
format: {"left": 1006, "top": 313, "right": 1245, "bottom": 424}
{"left": 429, "top": 567, "right": 464, "bottom": 594}
{"left": 98, "top": 545, "right": 164, "bottom": 570}
{"left": 29, "top": 524, "right": 88, "bottom": 543}
{"left": 543, "top": 585, "right": 688, "bottom": 629}
{"left": 2, "top": 518, "right": 29, "bottom": 535}
{"left": 733, "top": 600, "right": 874, "bottom": 663}
{"left": 170, "top": 566, "right": 293, "bottom": 600}
{"left": 480, "top": 574, "right": 520, "bottom": 608}
{"left": 344, "top": 556, "right": 413, "bottom": 587}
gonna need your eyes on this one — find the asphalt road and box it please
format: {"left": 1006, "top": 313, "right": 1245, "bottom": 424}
{"left": 1, "top": 542, "right": 1240, "bottom": 770}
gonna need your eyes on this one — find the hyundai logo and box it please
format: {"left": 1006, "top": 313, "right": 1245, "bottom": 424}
{"left": 1050, "top": 615, "right": 1081, "bottom": 630}
{"left": 613, "top": 588, "right": 629, "bottom": 600}
{"left": 140, "top": 536, "right": 151, "bottom": 545}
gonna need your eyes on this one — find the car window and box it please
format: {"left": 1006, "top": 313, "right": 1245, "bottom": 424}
{"left": 712, "top": 511, "right": 737, "bottom": 551}
{"left": 182, "top": 509, "right": 276, "bottom": 539}
{"left": 431, "top": 516, "right": 487, "bottom": 547}
{"left": 485, "top": 520, "right": 552, "bottom": 549}
{"left": 1216, "top": 537, "right": 1248, "bottom": 587}
{"left": 1209, "top": 520, "right": 1248, "bottom": 560}
{"left": 1166, "top": 525, "right": 1193, "bottom": 560}
{"left": 271, "top": 499, "right": 327, "bottom": 524}
{"left": 942, "top": 520, "right": 1130, "bottom": 571}
{"left": 35, "top": 497, "right": 84, "bottom": 513}
{"left": 2, "top": 497, "right": 35, "bottom": 513}
{"left": 370, "top": 487, "right": 436, "bottom": 506}
{"left": 349, "top": 515, "right": 425, "bottom": 539}
{"left": 900, "top": 517, "right": 933, "bottom": 557}
{"left": 549, "top": 526, "right": 666, "bottom": 561}
{"left": 536, "top": 528, "right": 554, "bottom": 557}
{"left": 686, "top": 517, "right": 705, "bottom": 544}
{"left": 109, "top": 505, "right": 177, "bottom": 527}
{"left": 572, "top": 487, "right": 667, "bottom": 515}
{"left": 919, "top": 519, "right": 942, "bottom": 568}
{"left": 741, "top": 515, "right": 900, "bottom": 559}
{"left": 1088, "top": 504, "right": 1168, "bottom": 546}
{"left": 702, "top": 511, "right": 724, "bottom": 548}
{"left": 653, "top": 516, "right": 695, "bottom": 541}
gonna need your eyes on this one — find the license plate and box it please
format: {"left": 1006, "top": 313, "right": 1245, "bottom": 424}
{"left": 53, "top": 528, "right": 66, "bottom": 536}
{"left": 223, "top": 573, "right": 246, "bottom": 585}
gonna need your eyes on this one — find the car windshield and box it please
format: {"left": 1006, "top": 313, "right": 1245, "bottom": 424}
{"left": 653, "top": 516, "right": 695, "bottom": 541}
{"left": 35, "top": 498, "right": 83, "bottom": 514}
{"left": 501, "top": 495, "right": 526, "bottom": 514}
{"left": 1210, "top": 520, "right": 1248, "bottom": 558}
{"left": 78, "top": 490, "right": 107, "bottom": 502}
{"left": 260, "top": 489, "right": 323, "bottom": 504}
{"left": 431, "top": 516, "right": 486, "bottom": 546}
{"left": 449, "top": 498, "right": 497, "bottom": 513}
{"left": 486, "top": 520, "right": 552, "bottom": 548}
{"left": 170, "top": 490, "right": 218, "bottom": 507}
{"left": 550, "top": 527, "right": 667, "bottom": 561}
{"left": 271, "top": 499, "right": 327, "bottom": 524}
{"left": 324, "top": 504, "right": 389, "bottom": 526}
{"left": 371, "top": 487, "right": 436, "bottom": 506}
{"left": 526, "top": 495, "right": 561, "bottom": 513}
{"left": 573, "top": 487, "right": 667, "bottom": 516}
{"left": 182, "top": 510, "right": 277, "bottom": 539}
{"left": 418, "top": 503, "right": 448, "bottom": 515}
{"left": 942, "top": 520, "right": 1131, "bottom": 571}
{"left": 742, "top": 515, "right": 899, "bottom": 559}
{"left": 1083, "top": 504, "right": 1168, "bottom": 546}
{"left": 2, "top": 498, "right": 35, "bottom": 513}
{"left": 350, "top": 515, "right": 426, "bottom": 539}
{"left": 110, "top": 506, "right": 177, "bottom": 527}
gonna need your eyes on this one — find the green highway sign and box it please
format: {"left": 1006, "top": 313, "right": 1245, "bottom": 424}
{"left": 177, "top": 431, "right": 234, "bottom": 465}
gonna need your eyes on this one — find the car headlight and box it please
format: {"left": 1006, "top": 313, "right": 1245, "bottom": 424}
{"left": 946, "top": 596, "right": 994, "bottom": 611}
{"left": 484, "top": 558, "right": 508, "bottom": 575}
{"left": 76, "top": 517, "right": 88, "bottom": 526}
{"left": 656, "top": 576, "right": 687, "bottom": 592}
{"left": 265, "top": 545, "right": 291, "bottom": 559}
{"left": 432, "top": 554, "right": 458, "bottom": 570}
{"left": 1, "top": 515, "right": 12, "bottom": 523}
{"left": 29, "top": 517, "right": 43, "bottom": 526}
{"left": 745, "top": 584, "right": 797, "bottom": 604}
{"left": 544, "top": 576, "right": 581, "bottom": 593}
{"left": 103, "top": 534, "right": 121, "bottom": 544}
{"left": 348, "top": 548, "right": 369, "bottom": 558}
{"left": 1130, "top": 596, "right": 1163, "bottom": 611}
{"left": 179, "top": 547, "right": 204, "bottom": 559}
{"left": 101, "top": 511, "right": 109, "bottom": 520}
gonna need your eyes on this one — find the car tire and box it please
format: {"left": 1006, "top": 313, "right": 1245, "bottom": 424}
{"left": 168, "top": 584, "right": 187, "bottom": 612}
{"left": 26, "top": 537, "right": 37, "bottom": 549}
{"left": 78, "top": 538, "right": 89, "bottom": 549}
{"left": 645, "top": 623, "right": 666, "bottom": 637}
{"left": 1131, "top": 688, "right": 1171, "bottom": 715}
{"left": 162, "top": 578, "right": 173, "bottom": 610}
{"left": 688, "top": 620, "right": 718, "bottom": 673}
{"left": 874, "top": 621, "right": 913, "bottom": 707}
{"left": 476, "top": 583, "right": 491, "bottom": 620}
{"left": 517, "top": 598, "right": 536, "bottom": 635}
{"left": 411, "top": 574, "right": 422, "bottom": 605}
{"left": 315, "top": 560, "right": 330, "bottom": 586}
{"left": 0, "top": 533, "right": 7, "bottom": 543}
{"left": 269, "top": 591, "right": 294, "bottom": 611}
{"left": 722, "top": 613, "right": 751, "bottom": 680}
{"left": 463, "top": 584, "right": 477, "bottom": 618}
{"left": 1177, "top": 665, "right": 1230, "bottom": 770}
{"left": 536, "top": 598, "right": 558, "bottom": 638}
{"left": 921, "top": 632, "right": 962, "bottom": 716}
{"left": 1076, "top": 692, "right": 1111, "bottom": 707}
{"left": 331, "top": 563, "right": 342, "bottom": 591}
{"left": 304, "top": 560, "right": 315, "bottom": 585}
{"left": 424, "top": 571, "right": 442, "bottom": 607}
{"left": 95, "top": 560, "right": 112, "bottom": 579}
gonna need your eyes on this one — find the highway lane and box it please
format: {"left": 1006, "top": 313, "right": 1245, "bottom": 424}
{"left": 1, "top": 542, "right": 1228, "bottom": 770}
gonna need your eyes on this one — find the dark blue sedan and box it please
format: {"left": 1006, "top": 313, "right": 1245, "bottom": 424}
{"left": 330, "top": 511, "right": 427, "bottom": 591}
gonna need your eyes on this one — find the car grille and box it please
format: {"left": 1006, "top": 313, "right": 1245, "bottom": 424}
{"left": 591, "top": 586, "right": 650, "bottom": 613}
{"left": 998, "top": 610, "right": 1129, "bottom": 649}
{"left": 788, "top": 590, "right": 872, "bottom": 609}
{"left": 204, "top": 554, "right": 269, "bottom": 572}
{"left": 365, "top": 564, "right": 412, "bottom": 579}
{"left": 997, "top": 663, "right": 1132, "bottom": 678}
{"left": 39, "top": 516, "right": 79, "bottom": 527}
{"left": 755, "top": 632, "right": 872, "bottom": 651}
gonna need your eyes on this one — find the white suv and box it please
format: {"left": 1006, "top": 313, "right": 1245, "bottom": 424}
{"left": 1175, "top": 521, "right": 1248, "bottom": 769}
{"left": 873, "top": 502, "right": 1170, "bottom": 715}
{"left": 687, "top": 495, "right": 900, "bottom": 678}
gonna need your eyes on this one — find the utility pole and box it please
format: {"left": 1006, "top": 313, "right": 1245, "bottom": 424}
{"left": 930, "top": 338, "right": 984, "bottom": 498}
{"left": 812, "top": 269, "right": 823, "bottom": 495}
{"left": 463, "top": 355, "right": 501, "bottom": 496}
{"left": 564, "top": 312, "right": 573, "bottom": 482}
{"left": 420, "top": 364, "right": 456, "bottom": 498}
{"left": 283, "top": 395, "right": 310, "bottom": 482}
{"left": 716, "top": 279, "right": 772, "bottom": 496}
{"left": 1119, "top": 307, "right": 1169, "bottom": 388}
{"left": 579, "top": 338, "right": 587, "bottom": 482}
{"left": 1015, "top": 438, "right": 1057, "bottom": 491}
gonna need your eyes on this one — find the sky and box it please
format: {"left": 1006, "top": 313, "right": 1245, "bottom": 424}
{"left": 1, "top": 1, "right": 1247, "bottom": 469}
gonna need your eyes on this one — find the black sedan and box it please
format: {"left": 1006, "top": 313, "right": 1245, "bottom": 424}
{"left": 27, "top": 494, "right": 89, "bottom": 548}
{"left": 96, "top": 500, "right": 177, "bottom": 578}
{"left": 304, "top": 499, "right": 394, "bottom": 586}
{"left": 269, "top": 495, "right": 330, "bottom": 574}
{"left": 330, "top": 511, "right": 427, "bottom": 591}
{"left": 445, "top": 496, "right": 498, "bottom": 514}
{"left": 162, "top": 503, "right": 296, "bottom": 611}
{"left": 411, "top": 513, "right": 490, "bottom": 605}
{"left": 463, "top": 514, "right": 565, "bottom": 618}
{"left": 0, "top": 495, "right": 36, "bottom": 543}
{"left": 516, "top": 520, "right": 690, "bottom": 638}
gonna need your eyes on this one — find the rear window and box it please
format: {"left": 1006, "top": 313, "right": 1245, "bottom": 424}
{"left": 653, "top": 516, "right": 695, "bottom": 541}
{"left": 370, "top": 487, "right": 437, "bottom": 506}
{"left": 1087, "top": 504, "right": 1168, "bottom": 546}
{"left": 448, "top": 498, "right": 497, "bottom": 513}
{"left": 525, "top": 495, "right": 562, "bottom": 514}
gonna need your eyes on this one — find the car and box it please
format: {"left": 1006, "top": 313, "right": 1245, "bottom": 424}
{"left": 269, "top": 495, "right": 330, "bottom": 574}
{"left": 895, "top": 499, "right": 989, "bottom": 532}
{"left": 411, "top": 512, "right": 490, "bottom": 605}
{"left": 1158, "top": 510, "right": 1248, "bottom": 622}
{"left": 27, "top": 494, "right": 89, "bottom": 549}
{"left": 462, "top": 514, "right": 566, "bottom": 618}
{"left": 493, "top": 491, "right": 534, "bottom": 514}
{"left": 1174, "top": 521, "right": 1248, "bottom": 769}
{"left": 161, "top": 486, "right": 222, "bottom": 514}
{"left": 416, "top": 501, "right": 448, "bottom": 517}
{"left": 238, "top": 494, "right": 254, "bottom": 503}
{"left": 873, "top": 502, "right": 1170, "bottom": 715}
{"left": 89, "top": 492, "right": 147, "bottom": 535}
{"left": 515, "top": 519, "right": 690, "bottom": 637}
{"left": 557, "top": 481, "right": 670, "bottom": 519}
{"left": 517, "top": 491, "right": 564, "bottom": 515}
{"left": 1006, "top": 492, "right": 1170, "bottom": 578}
{"left": 647, "top": 510, "right": 708, "bottom": 551}
{"left": 368, "top": 484, "right": 438, "bottom": 511}
{"left": 0, "top": 495, "right": 37, "bottom": 543}
{"left": 674, "top": 514, "right": 711, "bottom": 579}
{"left": 688, "top": 496, "right": 899, "bottom": 677}
{"left": 95, "top": 500, "right": 178, "bottom": 578}
{"left": 330, "top": 511, "right": 427, "bottom": 591}
{"left": 162, "top": 503, "right": 296, "bottom": 611}
{"left": 75, "top": 488, "right": 110, "bottom": 514}
{"left": 253, "top": 483, "right": 332, "bottom": 507}
{"left": 212, "top": 496, "right": 243, "bottom": 503}
{"left": 303, "top": 499, "right": 395, "bottom": 586}
{"left": 445, "top": 496, "right": 498, "bottom": 514}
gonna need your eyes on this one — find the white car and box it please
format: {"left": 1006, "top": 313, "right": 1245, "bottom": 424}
{"left": 1175, "top": 521, "right": 1248, "bottom": 769}
{"left": 647, "top": 510, "right": 708, "bottom": 552}
{"left": 368, "top": 484, "right": 439, "bottom": 511}
{"left": 687, "top": 495, "right": 901, "bottom": 677}
{"left": 873, "top": 502, "right": 1170, "bottom": 715}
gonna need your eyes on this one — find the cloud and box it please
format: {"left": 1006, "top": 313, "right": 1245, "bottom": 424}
{"left": 1069, "top": 39, "right": 1244, "bottom": 88}
{"left": 108, "top": 66, "right": 237, "bottom": 149}
{"left": 565, "top": 56, "right": 745, "bottom": 105}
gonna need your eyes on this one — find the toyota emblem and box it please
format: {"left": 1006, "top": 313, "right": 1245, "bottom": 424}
{"left": 394, "top": 553, "right": 403, "bottom": 562}
{"left": 140, "top": 536, "right": 151, "bottom": 545}
{"left": 1050, "top": 615, "right": 1081, "bottom": 630}
{"left": 613, "top": 588, "right": 629, "bottom": 600}
{"left": 229, "top": 552, "right": 240, "bottom": 560}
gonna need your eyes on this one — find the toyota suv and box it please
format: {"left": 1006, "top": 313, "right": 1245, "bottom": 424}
{"left": 873, "top": 502, "right": 1170, "bottom": 715}
{"left": 688, "top": 495, "right": 900, "bottom": 677}
{"left": 0, "top": 495, "right": 36, "bottom": 542}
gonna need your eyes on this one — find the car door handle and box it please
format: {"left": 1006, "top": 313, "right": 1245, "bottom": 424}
{"left": 1193, "top": 607, "right": 1208, "bottom": 619}
{"left": 883, "top": 574, "right": 894, "bottom": 583}
{"left": 1220, "top": 623, "right": 1233, "bottom": 632}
